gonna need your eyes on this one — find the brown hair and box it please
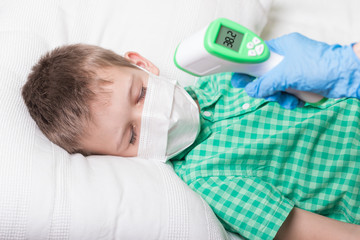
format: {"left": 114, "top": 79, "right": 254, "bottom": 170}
{"left": 22, "top": 44, "right": 136, "bottom": 154}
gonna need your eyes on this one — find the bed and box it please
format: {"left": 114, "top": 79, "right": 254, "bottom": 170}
{"left": 0, "top": 0, "right": 359, "bottom": 239}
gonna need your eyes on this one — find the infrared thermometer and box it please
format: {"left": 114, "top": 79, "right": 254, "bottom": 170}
{"left": 174, "top": 18, "right": 326, "bottom": 105}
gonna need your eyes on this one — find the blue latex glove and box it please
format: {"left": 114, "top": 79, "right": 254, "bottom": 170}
{"left": 231, "top": 73, "right": 303, "bottom": 109}
{"left": 231, "top": 33, "right": 360, "bottom": 108}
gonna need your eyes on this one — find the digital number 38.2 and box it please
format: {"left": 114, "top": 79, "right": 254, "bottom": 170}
{"left": 223, "top": 31, "right": 237, "bottom": 48}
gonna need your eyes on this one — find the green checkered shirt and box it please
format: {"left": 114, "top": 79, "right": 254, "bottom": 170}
{"left": 171, "top": 72, "right": 360, "bottom": 240}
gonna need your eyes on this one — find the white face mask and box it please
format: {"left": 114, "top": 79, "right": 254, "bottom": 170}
{"left": 137, "top": 71, "right": 200, "bottom": 162}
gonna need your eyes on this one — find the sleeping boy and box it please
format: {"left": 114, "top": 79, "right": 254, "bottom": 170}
{"left": 22, "top": 39, "right": 360, "bottom": 239}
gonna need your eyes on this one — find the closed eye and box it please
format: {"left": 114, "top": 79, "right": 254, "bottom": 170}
{"left": 138, "top": 87, "right": 147, "bottom": 103}
{"left": 129, "top": 124, "right": 137, "bottom": 145}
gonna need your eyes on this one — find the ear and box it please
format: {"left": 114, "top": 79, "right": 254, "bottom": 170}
{"left": 124, "top": 51, "right": 160, "bottom": 75}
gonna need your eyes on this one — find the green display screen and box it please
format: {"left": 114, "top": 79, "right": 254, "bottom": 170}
{"left": 215, "top": 26, "right": 243, "bottom": 52}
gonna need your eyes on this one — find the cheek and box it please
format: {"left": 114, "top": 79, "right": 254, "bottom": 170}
{"left": 131, "top": 145, "right": 139, "bottom": 157}
{"left": 118, "top": 146, "right": 139, "bottom": 157}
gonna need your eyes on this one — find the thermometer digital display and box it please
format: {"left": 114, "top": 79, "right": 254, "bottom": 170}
{"left": 215, "top": 26, "right": 243, "bottom": 52}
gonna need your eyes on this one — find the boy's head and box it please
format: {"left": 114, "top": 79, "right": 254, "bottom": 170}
{"left": 22, "top": 44, "right": 159, "bottom": 156}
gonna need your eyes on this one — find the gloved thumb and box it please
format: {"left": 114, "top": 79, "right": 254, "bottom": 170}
{"left": 231, "top": 73, "right": 256, "bottom": 88}
{"left": 264, "top": 92, "right": 303, "bottom": 110}
{"left": 244, "top": 66, "right": 286, "bottom": 98}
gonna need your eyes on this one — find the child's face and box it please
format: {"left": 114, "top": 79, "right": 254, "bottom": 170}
{"left": 80, "top": 52, "right": 159, "bottom": 157}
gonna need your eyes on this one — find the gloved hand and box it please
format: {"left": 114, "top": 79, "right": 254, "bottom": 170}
{"left": 231, "top": 33, "right": 360, "bottom": 108}
{"left": 231, "top": 73, "right": 303, "bottom": 109}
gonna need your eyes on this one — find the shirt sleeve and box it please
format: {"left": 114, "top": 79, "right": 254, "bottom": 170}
{"left": 189, "top": 176, "right": 294, "bottom": 240}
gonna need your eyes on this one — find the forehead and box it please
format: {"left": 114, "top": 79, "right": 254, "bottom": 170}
{"left": 92, "top": 65, "right": 141, "bottom": 96}
{"left": 90, "top": 66, "right": 131, "bottom": 112}
{"left": 89, "top": 65, "right": 148, "bottom": 118}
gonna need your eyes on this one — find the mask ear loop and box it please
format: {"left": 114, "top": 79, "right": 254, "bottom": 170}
{"left": 131, "top": 63, "right": 180, "bottom": 87}
{"left": 130, "top": 63, "right": 152, "bottom": 74}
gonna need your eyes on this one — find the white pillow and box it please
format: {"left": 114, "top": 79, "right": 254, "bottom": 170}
{"left": 0, "top": 0, "right": 272, "bottom": 239}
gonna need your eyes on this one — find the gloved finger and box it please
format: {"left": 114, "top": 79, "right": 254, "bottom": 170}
{"left": 244, "top": 71, "right": 286, "bottom": 98}
{"left": 265, "top": 38, "right": 284, "bottom": 55}
{"left": 264, "top": 92, "right": 302, "bottom": 110}
{"left": 231, "top": 73, "right": 256, "bottom": 88}
{"left": 265, "top": 33, "right": 305, "bottom": 55}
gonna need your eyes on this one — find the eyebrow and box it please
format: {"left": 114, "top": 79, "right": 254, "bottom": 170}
{"left": 115, "top": 75, "right": 134, "bottom": 152}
